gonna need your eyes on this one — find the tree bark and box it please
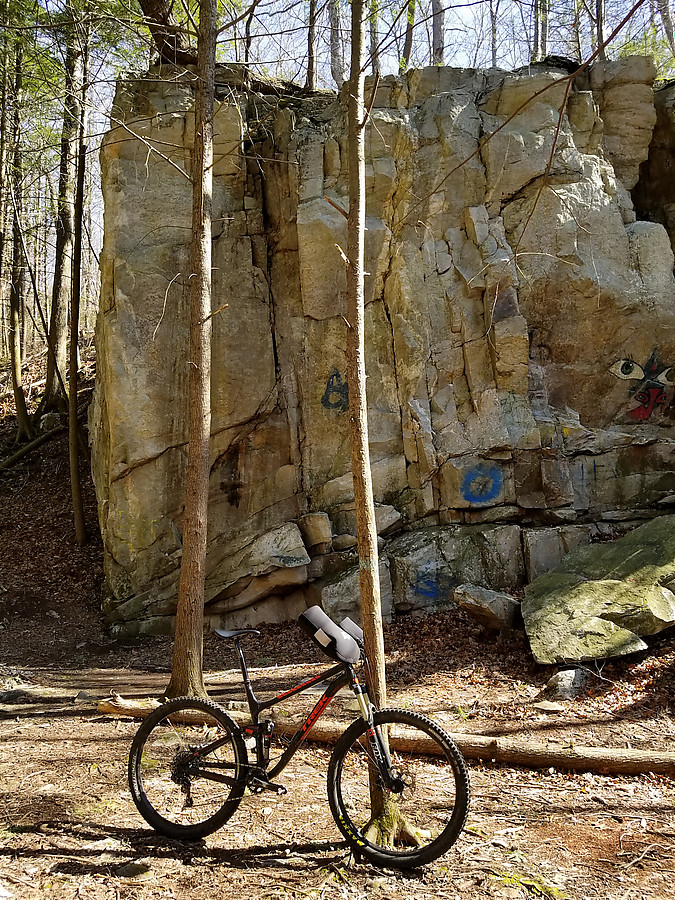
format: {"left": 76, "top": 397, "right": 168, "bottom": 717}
{"left": 165, "top": 0, "right": 216, "bottom": 700}
{"left": 489, "top": 0, "right": 499, "bottom": 66}
{"left": 346, "top": 0, "right": 386, "bottom": 715}
{"left": 369, "top": 0, "right": 381, "bottom": 75}
{"left": 42, "top": 6, "right": 83, "bottom": 415}
{"left": 0, "top": 0, "right": 10, "bottom": 361}
{"left": 596, "top": 0, "right": 605, "bottom": 59}
{"left": 137, "top": 0, "right": 196, "bottom": 63}
{"left": 400, "top": 0, "right": 415, "bottom": 73}
{"left": 8, "top": 45, "right": 31, "bottom": 442}
{"left": 657, "top": 0, "right": 675, "bottom": 53}
{"left": 69, "top": 31, "right": 89, "bottom": 548}
{"left": 305, "top": 0, "right": 317, "bottom": 90}
{"left": 329, "top": 0, "right": 347, "bottom": 88}
{"left": 431, "top": 0, "right": 444, "bottom": 65}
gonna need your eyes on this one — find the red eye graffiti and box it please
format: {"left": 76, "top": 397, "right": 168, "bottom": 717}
{"left": 610, "top": 354, "right": 674, "bottom": 421}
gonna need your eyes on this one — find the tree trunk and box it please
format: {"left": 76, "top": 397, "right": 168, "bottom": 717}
{"left": 596, "top": 0, "right": 605, "bottom": 58}
{"left": 306, "top": 0, "right": 317, "bottom": 90}
{"left": 137, "top": 0, "right": 196, "bottom": 63}
{"left": 369, "top": 0, "right": 381, "bottom": 75}
{"left": 541, "top": 0, "right": 549, "bottom": 56}
{"left": 329, "top": 0, "right": 347, "bottom": 88}
{"left": 165, "top": 0, "right": 216, "bottom": 701}
{"left": 8, "top": 46, "right": 31, "bottom": 442}
{"left": 69, "top": 32, "right": 89, "bottom": 548}
{"left": 0, "top": 0, "right": 11, "bottom": 361}
{"left": 657, "top": 0, "right": 675, "bottom": 53}
{"left": 431, "top": 0, "right": 444, "bottom": 65}
{"left": 42, "top": 7, "right": 83, "bottom": 415}
{"left": 532, "top": 0, "right": 540, "bottom": 61}
{"left": 400, "top": 0, "right": 415, "bottom": 73}
{"left": 346, "top": 0, "right": 386, "bottom": 715}
{"left": 489, "top": 0, "right": 498, "bottom": 66}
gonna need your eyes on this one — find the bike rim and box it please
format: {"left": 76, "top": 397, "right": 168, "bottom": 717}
{"left": 335, "top": 718, "right": 463, "bottom": 862}
{"left": 136, "top": 708, "right": 241, "bottom": 830}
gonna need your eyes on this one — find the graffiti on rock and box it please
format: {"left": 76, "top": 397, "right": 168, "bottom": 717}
{"left": 610, "top": 352, "right": 674, "bottom": 421}
{"left": 413, "top": 563, "right": 457, "bottom": 602}
{"left": 321, "top": 368, "right": 349, "bottom": 412}
{"left": 460, "top": 463, "right": 503, "bottom": 505}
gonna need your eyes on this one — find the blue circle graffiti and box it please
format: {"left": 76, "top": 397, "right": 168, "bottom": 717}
{"left": 460, "top": 464, "right": 503, "bottom": 505}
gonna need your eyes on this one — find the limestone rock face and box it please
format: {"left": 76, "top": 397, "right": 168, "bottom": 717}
{"left": 522, "top": 515, "right": 675, "bottom": 663}
{"left": 93, "top": 59, "right": 675, "bottom": 637}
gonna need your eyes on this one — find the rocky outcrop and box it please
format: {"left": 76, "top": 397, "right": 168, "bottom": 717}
{"left": 521, "top": 515, "right": 675, "bottom": 663}
{"left": 92, "top": 58, "right": 675, "bottom": 637}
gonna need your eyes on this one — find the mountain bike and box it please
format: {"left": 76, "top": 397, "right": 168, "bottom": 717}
{"left": 128, "top": 605, "right": 470, "bottom": 869}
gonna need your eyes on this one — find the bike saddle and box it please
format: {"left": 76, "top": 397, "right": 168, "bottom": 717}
{"left": 298, "top": 606, "right": 361, "bottom": 664}
{"left": 214, "top": 627, "right": 261, "bottom": 639}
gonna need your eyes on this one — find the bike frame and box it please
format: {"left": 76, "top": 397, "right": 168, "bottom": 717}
{"left": 231, "top": 636, "right": 372, "bottom": 781}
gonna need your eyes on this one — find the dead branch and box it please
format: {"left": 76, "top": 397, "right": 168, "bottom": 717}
{"left": 0, "top": 425, "right": 67, "bottom": 471}
{"left": 98, "top": 695, "right": 675, "bottom": 777}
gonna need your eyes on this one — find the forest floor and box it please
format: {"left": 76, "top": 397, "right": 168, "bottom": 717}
{"left": 1, "top": 357, "right": 675, "bottom": 899}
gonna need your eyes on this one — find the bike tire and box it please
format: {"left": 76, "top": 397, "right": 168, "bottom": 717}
{"left": 327, "top": 708, "right": 470, "bottom": 869}
{"left": 128, "top": 696, "right": 247, "bottom": 841}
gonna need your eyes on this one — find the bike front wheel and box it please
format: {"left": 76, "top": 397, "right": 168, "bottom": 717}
{"left": 128, "top": 696, "right": 247, "bottom": 841}
{"left": 327, "top": 708, "right": 470, "bottom": 869}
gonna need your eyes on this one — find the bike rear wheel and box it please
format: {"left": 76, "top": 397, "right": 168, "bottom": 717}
{"left": 128, "top": 696, "right": 247, "bottom": 840}
{"left": 327, "top": 708, "right": 470, "bottom": 869}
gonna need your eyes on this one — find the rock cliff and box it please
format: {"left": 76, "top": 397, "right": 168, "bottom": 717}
{"left": 92, "top": 57, "right": 675, "bottom": 637}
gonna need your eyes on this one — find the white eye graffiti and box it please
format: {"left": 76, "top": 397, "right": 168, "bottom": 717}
{"left": 656, "top": 367, "right": 674, "bottom": 386}
{"left": 610, "top": 359, "right": 645, "bottom": 380}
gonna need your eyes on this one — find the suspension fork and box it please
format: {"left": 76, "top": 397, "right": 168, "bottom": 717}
{"left": 349, "top": 668, "right": 396, "bottom": 786}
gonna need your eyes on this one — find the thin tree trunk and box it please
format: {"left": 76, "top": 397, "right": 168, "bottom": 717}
{"left": 306, "top": 0, "right": 317, "bottom": 90}
{"left": 165, "top": 0, "right": 216, "bottom": 700}
{"left": 137, "top": 0, "right": 196, "bottom": 63}
{"left": 431, "top": 0, "right": 444, "bottom": 65}
{"left": 657, "top": 0, "right": 675, "bottom": 53}
{"left": 541, "top": 0, "right": 549, "bottom": 56}
{"left": 369, "top": 0, "right": 381, "bottom": 75}
{"left": 596, "top": 0, "right": 605, "bottom": 58}
{"left": 400, "top": 0, "right": 415, "bottom": 73}
{"left": 69, "top": 33, "right": 89, "bottom": 548}
{"left": 329, "top": 0, "right": 347, "bottom": 88}
{"left": 532, "top": 0, "right": 540, "bottom": 61}
{"left": 0, "top": 0, "right": 10, "bottom": 360}
{"left": 489, "top": 0, "right": 498, "bottom": 66}
{"left": 8, "top": 46, "right": 31, "bottom": 442}
{"left": 573, "top": 0, "right": 582, "bottom": 60}
{"left": 43, "top": 8, "right": 83, "bottom": 414}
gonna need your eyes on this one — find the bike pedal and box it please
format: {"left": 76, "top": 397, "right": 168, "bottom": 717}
{"left": 248, "top": 776, "right": 287, "bottom": 795}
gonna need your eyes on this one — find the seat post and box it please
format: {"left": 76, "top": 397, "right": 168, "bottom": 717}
{"left": 234, "top": 637, "right": 260, "bottom": 721}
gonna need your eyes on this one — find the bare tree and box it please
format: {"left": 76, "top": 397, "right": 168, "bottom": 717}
{"left": 431, "top": 0, "right": 444, "bottom": 64}
{"left": 400, "top": 0, "right": 416, "bottom": 71}
{"left": 306, "top": 0, "right": 317, "bottom": 89}
{"left": 657, "top": 0, "right": 675, "bottom": 53}
{"left": 8, "top": 45, "right": 31, "bottom": 442}
{"left": 329, "top": 0, "right": 348, "bottom": 87}
{"left": 42, "top": 1, "right": 85, "bottom": 415}
{"left": 69, "top": 29, "right": 89, "bottom": 548}
{"left": 165, "top": 0, "right": 217, "bottom": 700}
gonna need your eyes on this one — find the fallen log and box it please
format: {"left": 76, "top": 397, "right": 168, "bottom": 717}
{"left": 98, "top": 694, "right": 675, "bottom": 777}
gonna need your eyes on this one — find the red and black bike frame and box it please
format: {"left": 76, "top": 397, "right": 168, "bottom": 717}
{"left": 232, "top": 637, "right": 374, "bottom": 781}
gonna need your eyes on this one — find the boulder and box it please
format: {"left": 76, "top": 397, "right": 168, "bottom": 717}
{"left": 522, "top": 515, "right": 675, "bottom": 663}
{"left": 454, "top": 583, "right": 520, "bottom": 630}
